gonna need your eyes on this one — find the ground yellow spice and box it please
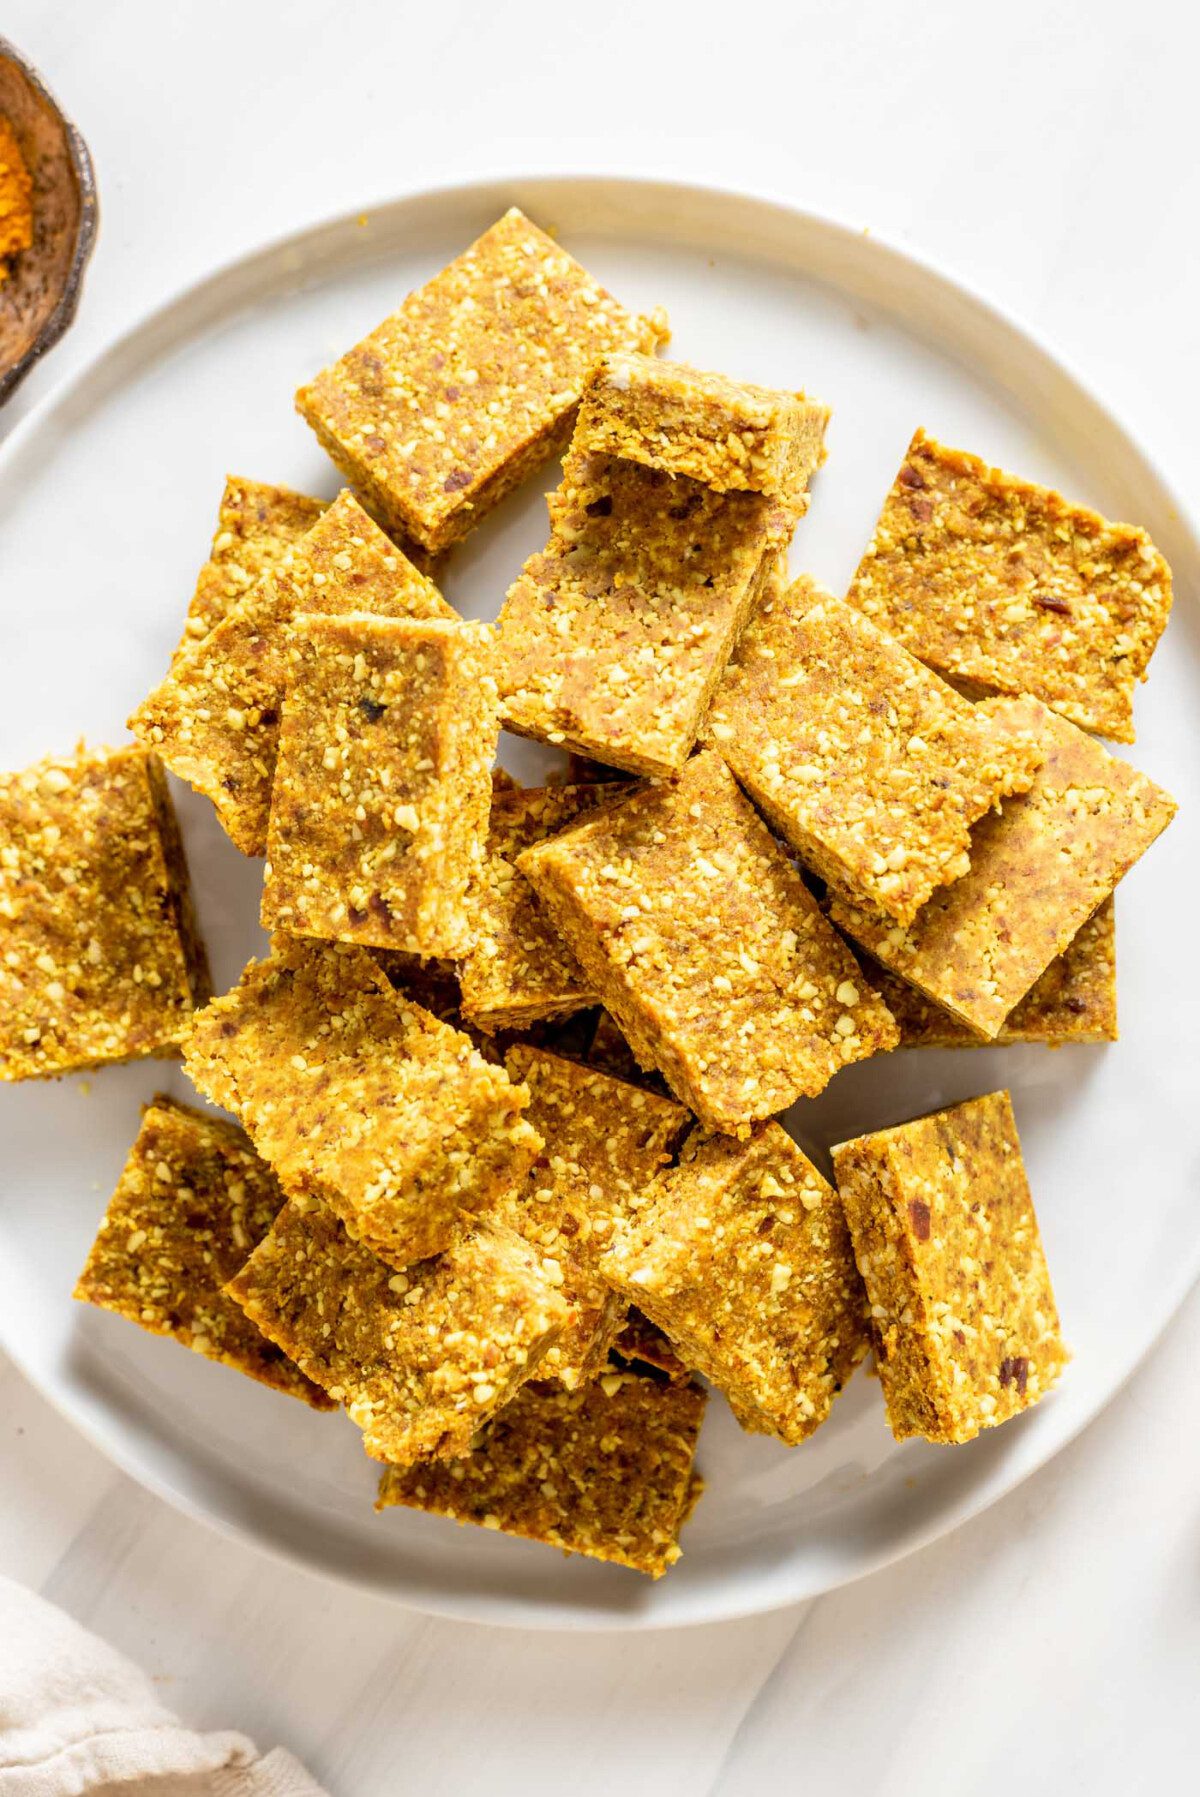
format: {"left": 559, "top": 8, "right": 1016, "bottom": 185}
{"left": 0, "top": 118, "right": 33, "bottom": 274}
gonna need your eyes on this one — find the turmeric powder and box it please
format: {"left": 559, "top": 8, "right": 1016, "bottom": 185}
{"left": 0, "top": 118, "right": 34, "bottom": 276}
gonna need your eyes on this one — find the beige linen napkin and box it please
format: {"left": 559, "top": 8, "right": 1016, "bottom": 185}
{"left": 0, "top": 1576, "right": 326, "bottom": 1795}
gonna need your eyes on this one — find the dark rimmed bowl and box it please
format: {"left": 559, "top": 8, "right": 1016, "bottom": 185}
{"left": 0, "top": 36, "right": 97, "bottom": 407}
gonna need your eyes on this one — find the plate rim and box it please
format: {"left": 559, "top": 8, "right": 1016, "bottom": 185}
{"left": 1, "top": 170, "right": 1197, "bottom": 1632}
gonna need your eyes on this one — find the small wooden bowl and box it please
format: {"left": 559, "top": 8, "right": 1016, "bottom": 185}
{"left": 0, "top": 36, "right": 97, "bottom": 406}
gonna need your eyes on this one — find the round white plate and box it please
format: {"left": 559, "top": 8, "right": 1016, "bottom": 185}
{"left": 1, "top": 176, "right": 1196, "bottom": 1631}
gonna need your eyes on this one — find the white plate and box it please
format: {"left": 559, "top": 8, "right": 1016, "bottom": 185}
{"left": 1, "top": 176, "right": 1196, "bottom": 1631}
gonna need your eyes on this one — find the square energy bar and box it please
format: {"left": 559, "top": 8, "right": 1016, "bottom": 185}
{"left": 518, "top": 750, "right": 898, "bottom": 1132}
{"left": 831, "top": 697, "right": 1175, "bottom": 1037}
{"left": 227, "top": 1194, "right": 569, "bottom": 1464}
{"left": 704, "top": 577, "right": 1043, "bottom": 923}
{"left": 177, "top": 475, "right": 327, "bottom": 655}
{"left": 575, "top": 352, "right": 829, "bottom": 501}
{"left": 261, "top": 616, "right": 498, "bottom": 957}
{"left": 458, "top": 782, "right": 630, "bottom": 1032}
{"left": 131, "top": 490, "right": 455, "bottom": 856}
{"left": 874, "top": 899, "right": 1117, "bottom": 1047}
{"left": 601, "top": 1123, "right": 868, "bottom": 1443}
{"left": 0, "top": 746, "right": 211, "bottom": 1080}
{"left": 831, "top": 1090, "right": 1068, "bottom": 1443}
{"left": 183, "top": 934, "right": 542, "bottom": 1269}
{"left": 492, "top": 1045, "right": 689, "bottom": 1387}
{"left": 376, "top": 1370, "right": 707, "bottom": 1577}
{"left": 74, "top": 1095, "right": 331, "bottom": 1407}
{"left": 295, "top": 207, "right": 667, "bottom": 555}
{"left": 495, "top": 446, "right": 789, "bottom": 778}
{"left": 846, "top": 428, "right": 1173, "bottom": 743}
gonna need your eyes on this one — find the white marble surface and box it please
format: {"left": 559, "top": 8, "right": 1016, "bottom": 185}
{"left": 1, "top": 1, "right": 1197, "bottom": 1790}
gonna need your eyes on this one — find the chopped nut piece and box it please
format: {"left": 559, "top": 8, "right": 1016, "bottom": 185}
{"left": 602, "top": 1124, "right": 868, "bottom": 1443}
{"left": 0, "top": 746, "right": 210, "bottom": 1080}
{"left": 227, "top": 1195, "right": 568, "bottom": 1463}
{"left": 492, "top": 1045, "right": 689, "bottom": 1387}
{"left": 459, "top": 783, "right": 631, "bottom": 1032}
{"left": 576, "top": 353, "right": 829, "bottom": 501}
{"left": 873, "top": 899, "right": 1117, "bottom": 1047}
{"left": 74, "top": 1096, "right": 330, "bottom": 1407}
{"left": 495, "top": 443, "right": 786, "bottom": 777}
{"left": 376, "top": 1371, "right": 706, "bottom": 1577}
{"left": 296, "top": 207, "right": 667, "bottom": 554}
{"left": 831, "top": 1091, "right": 1067, "bottom": 1443}
{"left": 183, "top": 934, "right": 541, "bottom": 1269}
{"left": 130, "top": 491, "right": 455, "bottom": 855}
{"left": 704, "top": 578, "right": 1043, "bottom": 923}
{"left": 262, "top": 616, "right": 497, "bottom": 957}
{"left": 846, "top": 429, "right": 1173, "bottom": 742}
{"left": 177, "top": 476, "right": 327, "bottom": 654}
{"left": 518, "top": 750, "right": 898, "bottom": 1132}
{"left": 831, "top": 697, "right": 1175, "bottom": 1037}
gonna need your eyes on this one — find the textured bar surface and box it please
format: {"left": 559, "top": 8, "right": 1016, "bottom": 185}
{"left": 832, "top": 697, "right": 1175, "bottom": 1037}
{"left": 296, "top": 207, "right": 666, "bottom": 553}
{"left": 0, "top": 745, "right": 210, "bottom": 1079}
{"left": 846, "top": 429, "right": 1173, "bottom": 742}
{"left": 75, "top": 1096, "right": 331, "bottom": 1407}
{"left": 492, "top": 1045, "right": 689, "bottom": 1386}
{"left": 227, "top": 1195, "right": 568, "bottom": 1464}
{"left": 178, "top": 475, "right": 327, "bottom": 653}
{"left": 262, "top": 616, "right": 497, "bottom": 957}
{"left": 131, "top": 491, "right": 454, "bottom": 855}
{"left": 602, "top": 1123, "right": 868, "bottom": 1443}
{"left": 576, "top": 353, "right": 828, "bottom": 499}
{"left": 184, "top": 935, "right": 541, "bottom": 1269}
{"left": 459, "top": 783, "right": 628, "bottom": 1031}
{"left": 873, "top": 900, "right": 1117, "bottom": 1047}
{"left": 496, "top": 448, "right": 784, "bottom": 776}
{"left": 705, "top": 578, "right": 1042, "bottom": 922}
{"left": 376, "top": 1371, "right": 706, "bottom": 1577}
{"left": 519, "top": 750, "right": 898, "bottom": 1131}
{"left": 831, "top": 1091, "right": 1067, "bottom": 1443}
